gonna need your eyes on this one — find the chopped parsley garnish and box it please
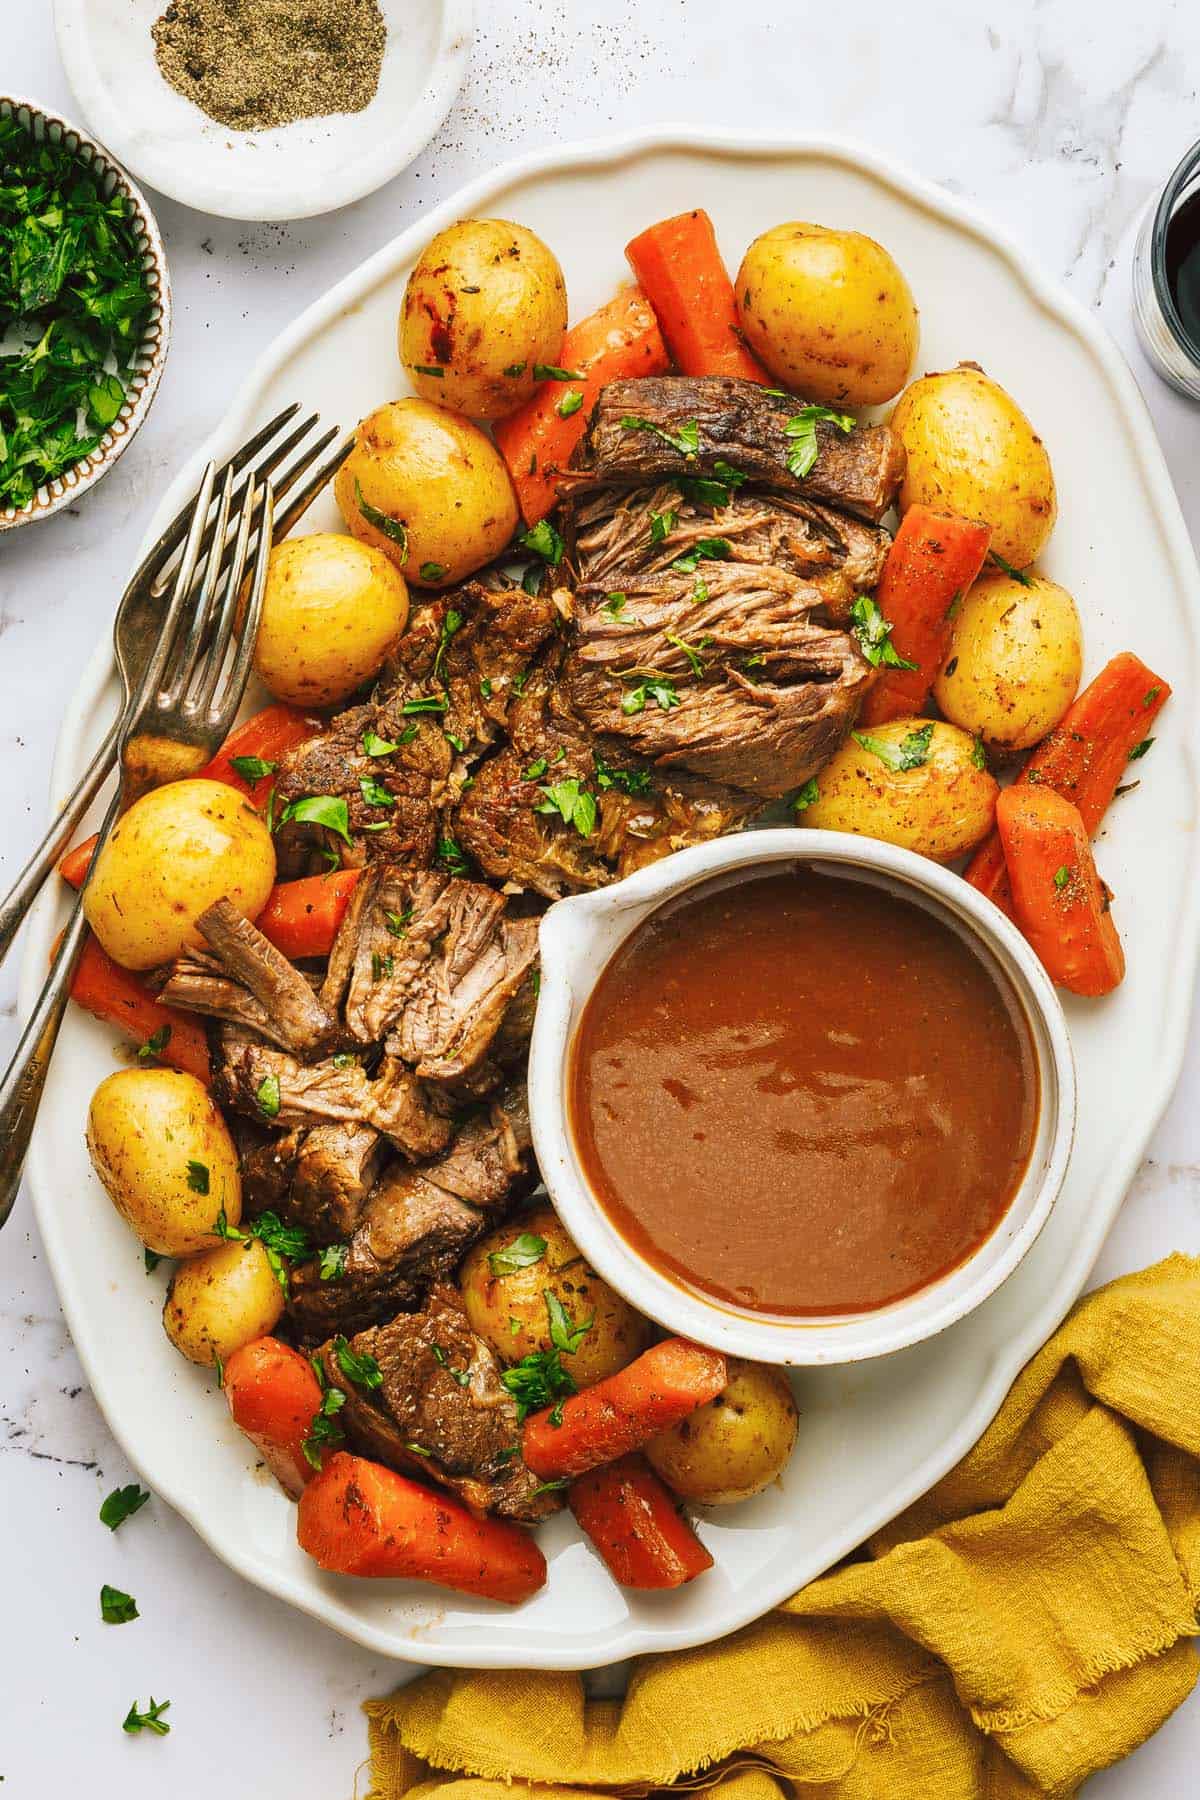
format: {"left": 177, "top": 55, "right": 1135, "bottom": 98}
{"left": 301, "top": 1382, "right": 346, "bottom": 1470}
{"left": 849, "top": 595, "right": 917, "bottom": 670}
{"left": 793, "top": 777, "right": 820, "bottom": 812}
{"left": 137, "top": 1024, "right": 171, "bottom": 1063}
{"left": 500, "top": 1349, "right": 576, "bottom": 1421}
{"left": 649, "top": 508, "right": 678, "bottom": 544}
{"left": 432, "top": 608, "right": 464, "bottom": 685}
{"left": 503, "top": 361, "right": 526, "bottom": 377}
{"left": 536, "top": 777, "right": 597, "bottom": 837}
{"left": 229, "top": 754, "right": 277, "bottom": 786}
{"left": 522, "top": 756, "right": 548, "bottom": 780}
{"left": 784, "top": 405, "right": 856, "bottom": 480}
{"left": 691, "top": 576, "right": 709, "bottom": 605}
{"left": 670, "top": 537, "right": 732, "bottom": 575}
{"left": 678, "top": 460, "right": 748, "bottom": 509}
{"left": 331, "top": 1051, "right": 357, "bottom": 1068}
{"left": 384, "top": 905, "right": 413, "bottom": 938}
{"left": 359, "top": 775, "right": 395, "bottom": 808}
{"left": 185, "top": 1159, "right": 209, "bottom": 1196}
{"left": 621, "top": 676, "right": 680, "bottom": 715}
{"left": 333, "top": 1334, "right": 383, "bottom": 1390}
{"left": 556, "top": 388, "right": 583, "bottom": 419}
{"left": 619, "top": 413, "right": 700, "bottom": 457}
{"left": 144, "top": 1247, "right": 161, "bottom": 1274}
{"left": 412, "top": 363, "right": 444, "bottom": 378}
{"left": 362, "top": 728, "right": 402, "bottom": 757}
{"left": 664, "top": 629, "right": 712, "bottom": 678}
{"left": 436, "top": 835, "right": 470, "bottom": 876}
{"left": 988, "top": 549, "right": 1033, "bottom": 586}
{"left": 852, "top": 723, "right": 935, "bottom": 772}
{"left": 488, "top": 1232, "right": 547, "bottom": 1277}
{"left": 520, "top": 518, "right": 564, "bottom": 566}
{"left": 99, "top": 1484, "right": 150, "bottom": 1531}
{"left": 970, "top": 738, "right": 988, "bottom": 770}
{"left": 1144, "top": 686, "right": 1161, "bottom": 708}
{"left": 401, "top": 693, "right": 448, "bottom": 716}
{"left": 0, "top": 116, "right": 154, "bottom": 510}
{"left": 1128, "top": 738, "right": 1154, "bottom": 761}
{"left": 255, "top": 1073, "right": 282, "bottom": 1119}
{"left": 533, "top": 1473, "right": 569, "bottom": 1490}
{"left": 371, "top": 951, "right": 394, "bottom": 982}
{"left": 214, "top": 1207, "right": 308, "bottom": 1295}
{"left": 480, "top": 676, "right": 493, "bottom": 698}
{"left": 123, "top": 1698, "right": 170, "bottom": 1737}
{"left": 545, "top": 1290, "right": 593, "bottom": 1355}
{"left": 354, "top": 479, "right": 408, "bottom": 559}
{"left": 318, "top": 1243, "right": 348, "bottom": 1281}
{"left": 594, "top": 751, "right": 652, "bottom": 795}
{"left": 600, "top": 592, "right": 628, "bottom": 619}
{"left": 100, "top": 1584, "right": 138, "bottom": 1625}
{"left": 533, "top": 362, "right": 582, "bottom": 381}
{"left": 1053, "top": 864, "right": 1072, "bottom": 890}
{"left": 277, "top": 793, "right": 353, "bottom": 846}
{"left": 419, "top": 561, "right": 447, "bottom": 581}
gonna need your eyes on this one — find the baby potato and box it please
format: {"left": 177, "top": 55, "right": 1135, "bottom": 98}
{"left": 801, "top": 717, "right": 998, "bottom": 862}
{"left": 645, "top": 1359, "right": 798, "bottom": 1505}
{"left": 334, "top": 398, "right": 519, "bottom": 590}
{"left": 253, "top": 532, "right": 409, "bottom": 708}
{"left": 934, "top": 569, "right": 1082, "bottom": 753}
{"left": 400, "top": 218, "right": 568, "bottom": 419}
{"left": 459, "top": 1203, "right": 652, "bottom": 1388}
{"left": 163, "top": 1238, "right": 283, "bottom": 1367}
{"left": 891, "top": 364, "right": 1057, "bottom": 568}
{"left": 83, "top": 778, "right": 275, "bottom": 971}
{"left": 86, "top": 1068, "right": 241, "bottom": 1256}
{"left": 736, "top": 222, "right": 918, "bottom": 405}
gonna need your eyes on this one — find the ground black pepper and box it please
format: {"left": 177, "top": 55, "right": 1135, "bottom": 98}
{"left": 152, "top": 0, "right": 387, "bottom": 133}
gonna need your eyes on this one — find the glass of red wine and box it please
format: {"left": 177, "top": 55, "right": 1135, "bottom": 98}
{"left": 1134, "top": 139, "right": 1200, "bottom": 398}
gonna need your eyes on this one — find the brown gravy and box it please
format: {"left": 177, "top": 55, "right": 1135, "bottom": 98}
{"left": 569, "top": 865, "right": 1038, "bottom": 1316}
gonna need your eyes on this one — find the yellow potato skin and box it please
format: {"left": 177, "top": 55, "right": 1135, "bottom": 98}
{"left": 83, "top": 779, "right": 275, "bottom": 971}
{"left": 163, "top": 1238, "right": 284, "bottom": 1367}
{"left": 934, "top": 570, "right": 1082, "bottom": 753}
{"left": 735, "top": 222, "right": 918, "bottom": 405}
{"left": 253, "top": 533, "right": 409, "bottom": 708}
{"left": 801, "top": 718, "right": 998, "bottom": 862}
{"left": 645, "top": 1359, "right": 798, "bottom": 1505}
{"left": 86, "top": 1069, "right": 241, "bottom": 1257}
{"left": 334, "top": 398, "right": 519, "bottom": 590}
{"left": 459, "top": 1203, "right": 652, "bottom": 1389}
{"left": 891, "top": 364, "right": 1057, "bottom": 568}
{"left": 400, "top": 218, "right": 568, "bottom": 420}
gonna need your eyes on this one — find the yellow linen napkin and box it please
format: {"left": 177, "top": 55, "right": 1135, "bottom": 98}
{"left": 365, "top": 1254, "right": 1200, "bottom": 1799}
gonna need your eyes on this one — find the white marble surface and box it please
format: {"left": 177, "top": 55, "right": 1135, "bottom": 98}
{"left": 4, "top": 2, "right": 1200, "bottom": 1792}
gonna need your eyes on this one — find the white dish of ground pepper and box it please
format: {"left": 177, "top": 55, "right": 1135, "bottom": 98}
{"left": 53, "top": 0, "right": 473, "bottom": 221}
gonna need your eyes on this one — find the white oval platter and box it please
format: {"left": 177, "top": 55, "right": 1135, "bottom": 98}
{"left": 20, "top": 129, "right": 1200, "bottom": 1670}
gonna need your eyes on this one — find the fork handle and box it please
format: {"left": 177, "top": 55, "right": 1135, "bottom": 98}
{"left": 0, "top": 790, "right": 121, "bottom": 1231}
{"left": 0, "top": 718, "right": 119, "bottom": 969}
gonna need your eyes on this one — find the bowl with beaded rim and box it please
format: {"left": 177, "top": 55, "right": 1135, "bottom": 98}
{"left": 52, "top": 0, "right": 474, "bottom": 222}
{"left": 0, "top": 97, "right": 171, "bottom": 534}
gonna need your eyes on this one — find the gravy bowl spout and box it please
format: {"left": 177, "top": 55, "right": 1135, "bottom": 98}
{"left": 529, "top": 829, "right": 1077, "bottom": 1366}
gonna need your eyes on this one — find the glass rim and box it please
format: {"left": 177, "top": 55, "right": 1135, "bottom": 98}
{"left": 1151, "top": 137, "right": 1200, "bottom": 366}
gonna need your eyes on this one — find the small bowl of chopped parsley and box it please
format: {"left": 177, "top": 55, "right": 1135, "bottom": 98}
{"left": 0, "top": 98, "right": 170, "bottom": 529}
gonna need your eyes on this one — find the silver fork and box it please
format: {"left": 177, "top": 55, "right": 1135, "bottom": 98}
{"left": 0, "top": 465, "right": 277, "bottom": 1229}
{"left": 0, "top": 406, "right": 352, "bottom": 966}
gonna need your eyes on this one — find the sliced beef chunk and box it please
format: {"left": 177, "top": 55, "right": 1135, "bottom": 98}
{"left": 320, "top": 1286, "right": 559, "bottom": 1522}
{"left": 160, "top": 899, "right": 337, "bottom": 1056}
{"left": 563, "top": 562, "right": 872, "bottom": 797}
{"left": 454, "top": 655, "right": 753, "bottom": 897}
{"left": 239, "top": 1122, "right": 383, "bottom": 1242}
{"left": 240, "top": 1125, "right": 303, "bottom": 1217}
{"left": 320, "top": 867, "right": 451, "bottom": 1044}
{"left": 213, "top": 1026, "right": 453, "bottom": 1161}
{"left": 288, "top": 1086, "right": 533, "bottom": 1341}
{"left": 570, "top": 375, "right": 905, "bottom": 523}
{"left": 570, "top": 481, "right": 890, "bottom": 618}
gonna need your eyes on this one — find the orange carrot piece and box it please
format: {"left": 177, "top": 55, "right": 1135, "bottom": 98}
{"left": 224, "top": 1336, "right": 325, "bottom": 1499}
{"left": 966, "top": 652, "right": 1171, "bottom": 915}
{"left": 255, "top": 869, "right": 361, "bottom": 961}
{"left": 625, "top": 209, "right": 768, "bottom": 385}
{"left": 58, "top": 833, "right": 99, "bottom": 888}
{"left": 570, "top": 1453, "right": 713, "bottom": 1589}
{"left": 857, "top": 506, "right": 991, "bottom": 725}
{"left": 198, "top": 702, "right": 320, "bottom": 806}
{"left": 70, "top": 934, "right": 211, "bottom": 1081}
{"left": 522, "top": 1339, "right": 727, "bottom": 1481}
{"left": 995, "top": 787, "right": 1125, "bottom": 996}
{"left": 494, "top": 287, "right": 670, "bottom": 525}
{"left": 296, "top": 1452, "right": 547, "bottom": 1603}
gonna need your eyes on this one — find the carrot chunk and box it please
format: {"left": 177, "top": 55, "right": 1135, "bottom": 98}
{"left": 255, "top": 869, "right": 361, "bottom": 961}
{"left": 570, "top": 1453, "right": 713, "bottom": 1589}
{"left": 493, "top": 287, "right": 670, "bottom": 525}
{"left": 625, "top": 209, "right": 768, "bottom": 384}
{"left": 965, "top": 652, "right": 1170, "bottom": 916}
{"left": 995, "top": 786, "right": 1125, "bottom": 996}
{"left": 197, "top": 702, "right": 320, "bottom": 806}
{"left": 224, "top": 1336, "right": 325, "bottom": 1499}
{"left": 297, "top": 1452, "right": 547, "bottom": 1603}
{"left": 856, "top": 506, "right": 991, "bottom": 725}
{"left": 70, "top": 934, "right": 211, "bottom": 1081}
{"left": 522, "top": 1338, "right": 727, "bottom": 1481}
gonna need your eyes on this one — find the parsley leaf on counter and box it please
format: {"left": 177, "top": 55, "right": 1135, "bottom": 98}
{"left": 100, "top": 1584, "right": 138, "bottom": 1625}
{"left": 122, "top": 1697, "right": 170, "bottom": 1737}
{"left": 99, "top": 1484, "right": 150, "bottom": 1531}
